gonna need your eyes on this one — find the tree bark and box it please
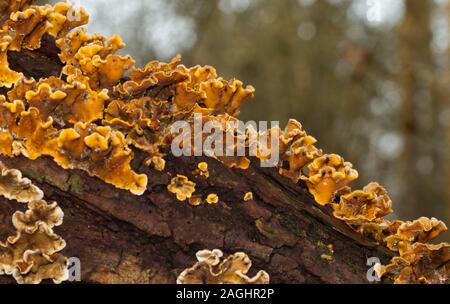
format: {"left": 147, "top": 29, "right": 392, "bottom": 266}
{"left": 0, "top": 35, "right": 393, "bottom": 284}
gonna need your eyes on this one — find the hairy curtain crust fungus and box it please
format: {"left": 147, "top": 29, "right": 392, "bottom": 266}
{"left": 354, "top": 219, "right": 403, "bottom": 244}
{"left": 300, "top": 154, "right": 359, "bottom": 205}
{"left": 0, "top": 2, "right": 89, "bottom": 86}
{"left": 0, "top": 166, "right": 69, "bottom": 284}
{"left": 0, "top": 0, "right": 449, "bottom": 285}
{"left": 376, "top": 242, "right": 450, "bottom": 284}
{"left": 51, "top": 123, "right": 148, "bottom": 195}
{"left": 0, "top": 0, "right": 32, "bottom": 24}
{"left": 384, "top": 217, "right": 447, "bottom": 254}
{"left": 114, "top": 55, "right": 188, "bottom": 98}
{"left": 188, "top": 195, "right": 202, "bottom": 206}
{"left": 12, "top": 200, "right": 64, "bottom": 233}
{"left": 114, "top": 55, "right": 255, "bottom": 116}
{"left": 167, "top": 175, "right": 196, "bottom": 201}
{"left": 332, "top": 182, "right": 393, "bottom": 224}
{"left": 177, "top": 249, "right": 270, "bottom": 284}
{"left": 0, "top": 161, "right": 43, "bottom": 203}
{"left": 24, "top": 76, "right": 109, "bottom": 126}
{"left": 278, "top": 119, "right": 322, "bottom": 182}
{"left": 0, "top": 223, "right": 68, "bottom": 284}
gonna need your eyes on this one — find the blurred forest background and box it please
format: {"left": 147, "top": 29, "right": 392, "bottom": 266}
{"left": 48, "top": 0, "right": 450, "bottom": 239}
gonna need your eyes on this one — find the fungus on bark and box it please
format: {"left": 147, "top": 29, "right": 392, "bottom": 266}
{"left": 332, "top": 182, "right": 393, "bottom": 224}
{"left": 177, "top": 249, "right": 269, "bottom": 284}
{"left": 167, "top": 175, "right": 196, "bottom": 202}
{"left": 384, "top": 217, "right": 447, "bottom": 255}
{"left": 375, "top": 242, "right": 450, "bottom": 284}
{"left": 0, "top": 0, "right": 449, "bottom": 285}
{"left": 206, "top": 194, "right": 219, "bottom": 204}
{"left": 278, "top": 119, "right": 322, "bottom": 182}
{"left": 300, "top": 154, "right": 358, "bottom": 205}
{"left": 0, "top": 161, "right": 43, "bottom": 203}
{"left": 0, "top": 162, "right": 68, "bottom": 284}
{"left": 195, "top": 162, "right": 209, "bottom": 178}
{"left": 243, "top": 192, "right": 253, "bottom": 202}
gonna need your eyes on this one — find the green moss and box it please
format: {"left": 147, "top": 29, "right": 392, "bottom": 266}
{"left": 279, "top": 214, "right": 307, "bottom": 239}
{"left": 68, "top": 174, "right": 85, "bottom": 193}
{"left": 20, "top": 168, "right": 44, "bottom": 183}
{"left": 342, "top": 255, "right": 358, "bottom": 274}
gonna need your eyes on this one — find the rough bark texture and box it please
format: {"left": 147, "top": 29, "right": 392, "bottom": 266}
{"left": 0, "top": 35, "right": 393, "bottom": 284}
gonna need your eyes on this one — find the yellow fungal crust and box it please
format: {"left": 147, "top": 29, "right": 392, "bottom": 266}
{"left": 0, "top": 1, "right": 449, "bottom": 284}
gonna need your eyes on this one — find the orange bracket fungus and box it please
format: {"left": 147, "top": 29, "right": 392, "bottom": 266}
{"left": 300, "top": 154, "right": 359, "bottom": 205}
{"left": 177, "top": 249, "right": 270, "bottom": 284}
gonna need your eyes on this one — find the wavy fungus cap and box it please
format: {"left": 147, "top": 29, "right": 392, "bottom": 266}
{"left": 167, "top": 175, "right": 196, "bottom": 201}
{"left": 384, "top": 217, "right": 447, "bottom": 254}
{"left": 0, "top": 161, "right": 44, "bottom": 203}
{"left": 332, "top": 182, "right": 393, "bottom": 224}
{"left": 376, "top": 242, "right": 450, "bottom": 284}
{"left": 300, "top": 154, "right": 358, "bottom": 205}
{"left": 177, "top": 249, "right": 269, "bottom": 284}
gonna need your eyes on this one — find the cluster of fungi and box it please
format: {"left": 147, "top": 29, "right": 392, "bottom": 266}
{"left": 0, "top": 0, "right": 449, "bottom": 284}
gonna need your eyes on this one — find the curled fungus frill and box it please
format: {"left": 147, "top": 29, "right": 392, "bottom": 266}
{"left": 301, "top": 154, "right": 358, "bottom": 205}
{"left": 177, "top": 249, "right": 270, "bottom": 284}
{"left": 0, "top": 161, "right": 43, "bottom": 203}
{"left": 23, "top": 76, "right": 109, "bottom": 126}
{"left": 167, "top": 175, "right": 196, "bottom": 201}
{"left": 0, "top": 2, "right": 88, "bottom": 87}
{"left": 375, "top": 242, "right": 450, "bottom": 284}
{"left": 0, "top": 0, "right": 259, "bottom": 196}
{"left": 384, "top": 217, "right": 447, "bottom": 255}
{"left": 0, "top": 163, "right": 68, "bottom": 284}
{"left": 0, "top": 206, "right": 68, "bottom": 284}
{"left": 0, "top": 0, "right": 32, "bottom": 24}
{"left": 332, "top": 182, "right": 393, "bottom": 224}
{"left": 278, "top": 119, "right": 322, "bottom": 182}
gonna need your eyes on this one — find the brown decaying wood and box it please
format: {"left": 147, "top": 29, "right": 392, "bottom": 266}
{"left": 0, "top": 35, "right": 393, "bottom": 284}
